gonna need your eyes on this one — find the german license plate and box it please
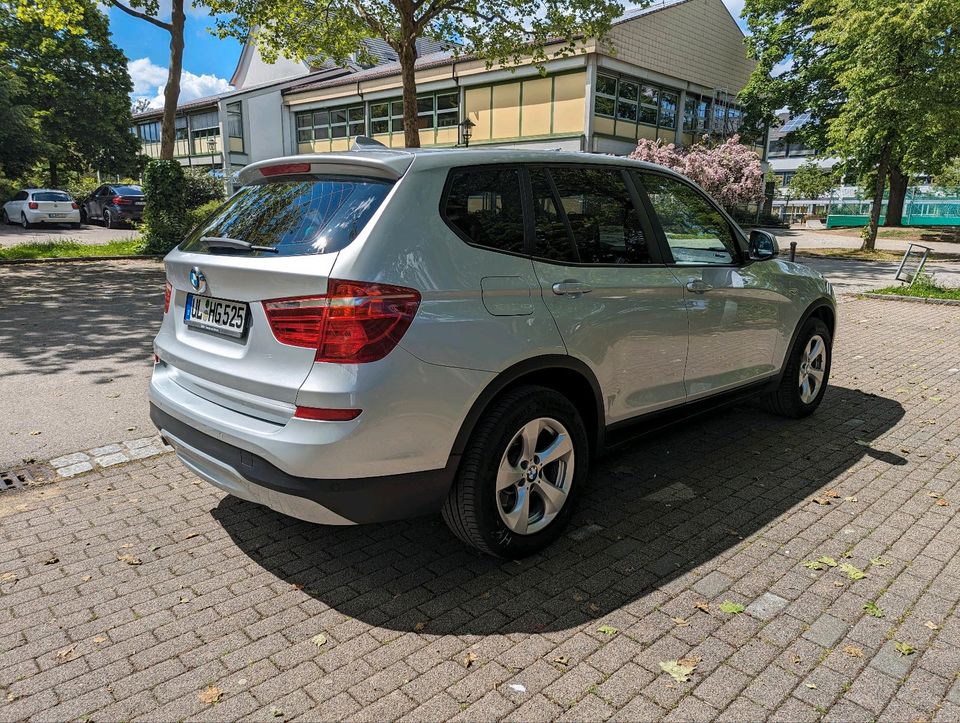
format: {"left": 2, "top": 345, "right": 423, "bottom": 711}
{"left": 49, "top": 213, "right": 65, "bottom": 218}
{"left": 184, "top": 294, "right": 247, "bottom": 337}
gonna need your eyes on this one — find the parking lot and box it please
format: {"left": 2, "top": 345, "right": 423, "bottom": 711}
{"left": 0, "top": 221, "right": 138, "bottom": 247}
{"left": 1, "top": 295, "right": 958, "bottom": 721}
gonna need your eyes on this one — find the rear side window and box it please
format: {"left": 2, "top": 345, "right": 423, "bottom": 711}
{"left": 179, "top": 176, "right": 392, "bottom": 256}
{"left": 113, "top": 186, "right": 143, "bottom": 196}
{"left": 33, "top": 192, "right": 72, "bottom": 202}
{"left": 547, "top": 167, "right": 652, "bottom": 265}
{"left": 442, "top": 167, "right": 525, "bottom": 254}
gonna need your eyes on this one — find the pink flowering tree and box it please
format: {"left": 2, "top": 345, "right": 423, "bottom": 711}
{"left": 629, "top": 134, "right": 764, "bottom": 210}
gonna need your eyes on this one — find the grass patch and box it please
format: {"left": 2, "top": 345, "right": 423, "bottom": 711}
{"left": 872, "top": 277, "right": 960, "bottom": 300}
{"left": 820, "top": 227, "right": 960, "bottom": 243}
{"left": 796, "top": 247, "right": 960, "bottom": 262}
{"left": 0, "top": 238, "right": 146, "bottom": 261}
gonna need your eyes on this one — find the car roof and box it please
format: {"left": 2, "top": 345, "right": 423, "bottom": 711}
{"left": 23, "top": 188, "right": 71, "bottom": 193}
{"left": 240, "top": 147, "right": 686, "bottom": 185}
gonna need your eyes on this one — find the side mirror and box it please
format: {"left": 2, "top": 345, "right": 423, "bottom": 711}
{"left": 749, "top": 229, "right": 779, "bottom": 261}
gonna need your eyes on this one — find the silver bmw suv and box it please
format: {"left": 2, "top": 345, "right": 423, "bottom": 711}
{"left": 150, "top": 147, "right": 835, "bottom": 557}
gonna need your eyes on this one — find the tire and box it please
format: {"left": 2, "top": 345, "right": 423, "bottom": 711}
{"left": 1, "top": 209, "right": 9, "bottom": 225}
{"left": 103, "top": 210, "right": 114, "bottom": 229}
{"left": 763, "top": 317, "right": 832, "bottom": 418}
{"left": 441, "top": 385, "right": 589, "bottom": 558}
{"left": 79, "top": 207, "right": 87, "bottom": 224}
{"left": 21, "top": 213, "right": 31, "bottom": 229}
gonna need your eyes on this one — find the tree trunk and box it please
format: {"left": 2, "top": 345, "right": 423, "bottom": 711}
{"left": 884, "top": 163, "right": 908, "bottom": 227}
{"left": 398, "top": 34, "right": 420, "bottom": 148}
{"left": 862, "top": 144, "right": 891, "bottom": 251}
{"left": 49, "top": 159, "right": 59, "bottom": 188}
{"left": 159, "top": 0, "right": 185, "bottom": 160}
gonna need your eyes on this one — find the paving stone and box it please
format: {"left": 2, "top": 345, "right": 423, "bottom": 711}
{"left": 56, "top": 461, "right": 93, "bottom": 477}
{"left": 95, "top": 452, "right": 129, "bottom": 467}
{"left": 88, "top": 444, "right": 123, "bottom": 456}
{"left": 802, "top": 614, "right": 848, "bottom": 648}
{"left": 691, "top": 571, "right": 733, "bottom": 598}
{"left": 49, "top": 452, "right": 90, "bottom": 467}
{"left": 869, "top": 640, "right": 916, "bottom": 679}
{"left": 745, "top": 592, "right": 789, "bottom": 621}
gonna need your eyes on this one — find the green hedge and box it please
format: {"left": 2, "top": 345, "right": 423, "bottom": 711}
{"left": 142, "top": 160, "right": 187, "bottom": 255}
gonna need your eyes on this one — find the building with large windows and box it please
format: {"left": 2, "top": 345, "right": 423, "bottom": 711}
{"left": 133, "top": 0, "right": 757, "bottom": 187}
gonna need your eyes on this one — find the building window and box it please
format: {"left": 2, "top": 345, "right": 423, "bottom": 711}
{"left": 594, "top": 74, "right": 617, "bottom": 117}
{"left": 639, "top": 85, "right": 658, "bottom": 125}
{"left": 227, "top": 102, "right": 243, "bottom": 148}
{"left": 659, "top": 90, "right": 678, "bottom": 130}
{"left": 296, "top": 105, "right": 365, "bottom": 144}
{"left": 595, "top": 73, "right": 681, "bottom": 135}
{"left": 137, "top": 121, "right": 160, "bottom": 142}
{"left": 373, "top": 91, "right": 459, "bottom": 135}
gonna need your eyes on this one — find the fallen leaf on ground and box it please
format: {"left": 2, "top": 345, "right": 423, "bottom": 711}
{"left": 120, "top": 543, "right": 134, "bottom": 549}
{"left": 270, "top": 707, "right": 284, "bottom": 718}
{"left": 553, "top": 655, "right": 570, "bottom": 666}
{"left": 659, "top": 656, "right": 700, "bottom": 683}
{"left": 718, "top": 601, "right": 745, "bottom": 614}
{"left": 823, "top": 490, "right": 841, "bottom": 499}
{"left": 30, "top": 431, "right": 41, "bottom": 436}
{"left": 597, "top": 625, "right": 619, "bottom": 636}
{"left": 927, "top": 492, "right": 941, "bottom": 498}
{"left": 843, "top": 645, "right": 864, "bottom": 658}
{"left": 413, "top": 622, "right": 426, "bottom": 632}
{"left": 813, "top": 497, "right": 832, "bottom": 506}
{"left": 198, "top": 686, "right": 222, "bottom": 704}
{"left": 672, "top": 617, "right": 690, "bottom": 627}
{"left": 805, "top": 682, "right": 817, "bottom": 689}
{"left": 693, "top": 602, "right": 710, "bottom": 613}
{"left": 923, "top": 621, "right": 939, "bottom": 631}
{"left": 844, "top": 496, "right": 858, "bottom": 502}
{"left": 791, "top": 654, "right": 801, "bottom": 664}
{"left": 803, "top": 560, "right": 826, "bottom": 571}
{"left": 310, "top": 634, "right": 327, "bottom": 649}
{"left": 81, "top": 575, "right": 92, "bottom": 582}
{"left": 833, "top": 581, "right": 845, "bottom": 588}
{"left": 184, "top": 532, "right": 200, "bottom": 540}
{"left": 43, "top": 556, "right": 59, "bottom": 565}
{"left": 93, "top": 635, "right": 108, "bottom": 644}
{"left": 894, "top": 642, "right": 915, "bottom": 656}
{"left": 936, "top": 499, "right": 949, "bottom": 507}
{"left": 817, "top": 556, "right": 838, "bottom": 568}
{"left": 588, "top": 603, "right": 601, "bottom": 613}
{"left": 56, "top": 644, "right": 76, "bottom": 660}
{"left": 463, "top": 650, "right": 478, "bottom": 668}
{"left": 0, "top": 572, "right": 17, "bottom": 582}
{"left": 839, "top": 563, "right": 867, "bottom": 580}
{"left": 507, "top": 683, "right": 527, "bottom": 693}
{"left": 863, "top": 601, "right": 885, "bottom": 618}
{"left": 6, "top": 692, "right": 18, "bottom": 702}
{"left": 149, "top": 545, "right": 161, "bottom": 552}
{"left": 178, "top": 596, "right": 189, "bottom": 604}
{"left": 117, "top": 554, "right": 142, "bottom": 566}
{"left": 870, "top": 557, "right": 891, "bottom": 567}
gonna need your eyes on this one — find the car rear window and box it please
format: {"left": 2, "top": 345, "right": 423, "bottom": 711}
{"left": 114, "top": 186, "right": 143, "bottom": 196}
{"left": 178, "top": 176, "right": 393, "bottom": 256}
{"left": 33, "top": 192, "right": 72, "bottom": 202}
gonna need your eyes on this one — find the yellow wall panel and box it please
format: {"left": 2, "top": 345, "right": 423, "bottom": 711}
{"left": 594, "top": 115, "right": 615, "bottom": 136}
{"left": 521, "top": 77, "right": 552, "bottom": 137}
{"left": 389, "top": 134, "right": 406, "bottom": 148}
{"left": 419, "top": 129, "right": 435, "bottom": 146}
{"left": 491, "top": 83, "right": 521, "bottom": 139}
{"left": 330, "top": 138, "right": 349, "bottom": 152}
{"left": 465, "top": 87, "right": 492, "bottom": 141}
{"left": 436, "top": 126, "right": 457, "bottom": 145}
{"left": 552, "top": 72, "right": 585, "bottom": 134}
{"left": 614, "top": 120, "right": 636, "bottom": 139}
{"left": 637, "top": 124, "right": 658, "bottom": 141}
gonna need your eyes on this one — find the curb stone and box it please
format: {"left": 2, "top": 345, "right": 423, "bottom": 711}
{"left": 49, "top": 435, "right": 174, "bottom": 478}
{"left": 861, "top": 293, "right": 960, "bottom": 306}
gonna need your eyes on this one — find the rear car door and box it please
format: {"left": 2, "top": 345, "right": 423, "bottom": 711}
{"left": 88, "top": 186, "right": 106, "bottom": 219}
{"left": 636, "top": 171, "right": 780, "bottom": 398}
{"left": 528, "top": 164, "right": 688, "bottom": 423}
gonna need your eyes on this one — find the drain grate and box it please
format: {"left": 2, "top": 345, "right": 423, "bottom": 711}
{"left": 0, "top": 465, "right": 51, "bottom": 492}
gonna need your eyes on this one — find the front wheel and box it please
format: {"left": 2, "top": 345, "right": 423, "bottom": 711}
{"left": 1, "top": 209, "right": 9, "bottom": 225}
{"left": 763, "top": 317, "right": 832, "bottom": 418}
{"left": 442, "top": 385, "right": 589, "bottom": 558}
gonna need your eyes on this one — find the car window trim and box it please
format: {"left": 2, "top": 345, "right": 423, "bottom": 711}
{"left": 528, "top": 163, "right": 666, "bottom": 268}
{"left": 633, "top": 169, "right": 747, "bottom": 268}
{"left": 522, "top": 165, "right": 581, "bottom": 264}
{"left": 438, "top": 163, "right": 530, "bottom": 260}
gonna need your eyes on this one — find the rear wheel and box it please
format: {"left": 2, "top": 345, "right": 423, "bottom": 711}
{"left": 103, "top": 209, "right": 115, "bottom": 229}
{"left": 763, "top": 317, "right": 832, "bottom": 418}
{"left": 21, "top": 213, "right": 31, "bottom": 229}
{"left": 442, "top": 385, "right": 588, "bottom": 557}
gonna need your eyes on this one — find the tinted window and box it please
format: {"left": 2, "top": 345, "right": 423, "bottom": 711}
{"left": 113, "top": 186, "right": 143, "bottom": 196}
{"left": 179, "top": 176, "right": 392, "bottom": 257}
{"left": 443, "top": 167, "right": 524, "bottom": 254}
{"left": 548, "top": 167, "right": 652, "bottom": 265}
{"left": 15, "top": 191, "right": 28, "bottom": 201}
{"left": 530, "top": 168, "right": 577, "bottom": 263}
{"left": 33, "top": 192, "right": 72, "bottom": 202}
{"left": 639, "top": 173, "right": 738, "bottom": 265}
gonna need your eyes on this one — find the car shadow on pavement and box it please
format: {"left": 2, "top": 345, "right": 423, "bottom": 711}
{"left": 212, "top": 384, "right": 904, "bottom": 635}
{"left": 0, "top": 260, "right": 164, "bottom": 379}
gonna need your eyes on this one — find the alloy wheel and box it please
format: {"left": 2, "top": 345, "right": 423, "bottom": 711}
{"left": 798, "top": 334, "right": 826, "bottom": 404}
{"left": 496, "top": 417, "right": 574, "bottom": 535}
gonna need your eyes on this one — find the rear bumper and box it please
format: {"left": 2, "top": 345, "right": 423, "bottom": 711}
{"left": 151, "top": 404, "right": 457, "bottom": 524}
{"left": 25, "top": 210, "right": 80, "bottom": 223}
{"left": 110, "top": 206, "right": 143, "bottom": 220}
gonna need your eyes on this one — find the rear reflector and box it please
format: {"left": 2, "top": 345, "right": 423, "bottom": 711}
{"left": 263, "top": 279, "right": 421, "bottom": 363}
{"left": 260, "top": 163, "right": 311, "bottom": 177}
{"left": 294, "top": 406, "right": 362, "bottom": 421}
{"left": 164, "top": 281, "right": 172, "bottom": 313}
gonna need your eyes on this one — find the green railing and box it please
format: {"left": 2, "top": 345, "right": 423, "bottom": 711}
{"left": 826, "top": 192, "right": 960, "bottom": 228}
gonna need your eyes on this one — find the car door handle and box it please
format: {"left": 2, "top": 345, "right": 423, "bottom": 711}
{"left": 552, "top": 281, "right": 593, "bottom": 296}
{"left": 685, "top": 279, "right": 713, "bottom": 293}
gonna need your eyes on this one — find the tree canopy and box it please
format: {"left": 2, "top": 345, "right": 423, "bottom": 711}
{"left": 787, "top": 161, "right": 838, "bottom": 201}
{"left": 741, "top": 0, "right": 960, "bottom": 247}
{"left": 207, "top": 0, "right": 631, "bottom": 147}
{"left": 0, "top": 0, "right": 140, "bottom": 185}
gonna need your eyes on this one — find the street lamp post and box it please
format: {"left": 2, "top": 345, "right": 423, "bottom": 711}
{"left": 458, "top": 118, "right": 475, "bottom": 148}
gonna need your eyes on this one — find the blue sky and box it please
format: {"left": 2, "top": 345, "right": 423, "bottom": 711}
{"left": 116, "top": 0, "right": 748, "bottom": 108}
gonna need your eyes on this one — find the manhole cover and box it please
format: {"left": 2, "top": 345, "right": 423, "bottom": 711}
{"left": 0, "top": 465, "right": 52, "bottom": 492}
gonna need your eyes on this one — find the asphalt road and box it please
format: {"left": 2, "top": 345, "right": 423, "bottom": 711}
{"left": 0, "top": 259, "right": 164, "bottom": 465}
{"left": 0, "top": 220, "right": 139, "bottom": 247}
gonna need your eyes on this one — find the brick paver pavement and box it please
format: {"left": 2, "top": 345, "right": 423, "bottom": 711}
{"left": 1, "top": 297, "right": 959, "bottom": 721}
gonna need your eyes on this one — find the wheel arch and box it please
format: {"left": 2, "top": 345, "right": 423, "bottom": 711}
{"left": 779, "top": 297, "right": 836, "bottom": 379}
{"left": 451, "top": 355, "right": 605, "bottom": 459}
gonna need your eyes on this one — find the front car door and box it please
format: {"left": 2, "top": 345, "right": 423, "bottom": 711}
{"left": 635, "top": 171, "right": 781, "bottom": 399}
{"left": 528, "top": 164, "right": 688, "bottom": 424}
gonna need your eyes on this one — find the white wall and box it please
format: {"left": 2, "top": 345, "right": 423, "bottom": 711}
{"left": 243, "top": 90, "right": 287, "bottom": 162}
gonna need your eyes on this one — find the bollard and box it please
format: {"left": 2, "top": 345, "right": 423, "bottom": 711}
{"left": 789, "top": 241, "right": 797, "bottom": 262}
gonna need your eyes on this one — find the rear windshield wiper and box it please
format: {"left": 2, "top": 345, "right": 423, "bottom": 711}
{"left": 200, "top": 236, "right": 279, "bottom": 253}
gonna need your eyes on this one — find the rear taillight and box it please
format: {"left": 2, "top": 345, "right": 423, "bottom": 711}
{"left": 28, "top": 201, "right": 38, "bottom": 209}
{"left": 113, "top": 195, "right": 132, "bottom": 205}
{"left": 263, "top": 279, "right": 421, "bottom": 363}
{"left": 71, "top": 202, "right": 78, "bottom": 209}
{"left": 164, "top": 281, "right": 172, "bottom": 313}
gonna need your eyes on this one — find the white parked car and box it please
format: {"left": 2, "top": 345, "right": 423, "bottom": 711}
{"left": 2, "top": 189, "right": 81, "bottom": 229}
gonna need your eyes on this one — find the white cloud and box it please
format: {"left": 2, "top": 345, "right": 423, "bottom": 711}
{"left": 129, "top": 57, "right": 232, "bottom": 109}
